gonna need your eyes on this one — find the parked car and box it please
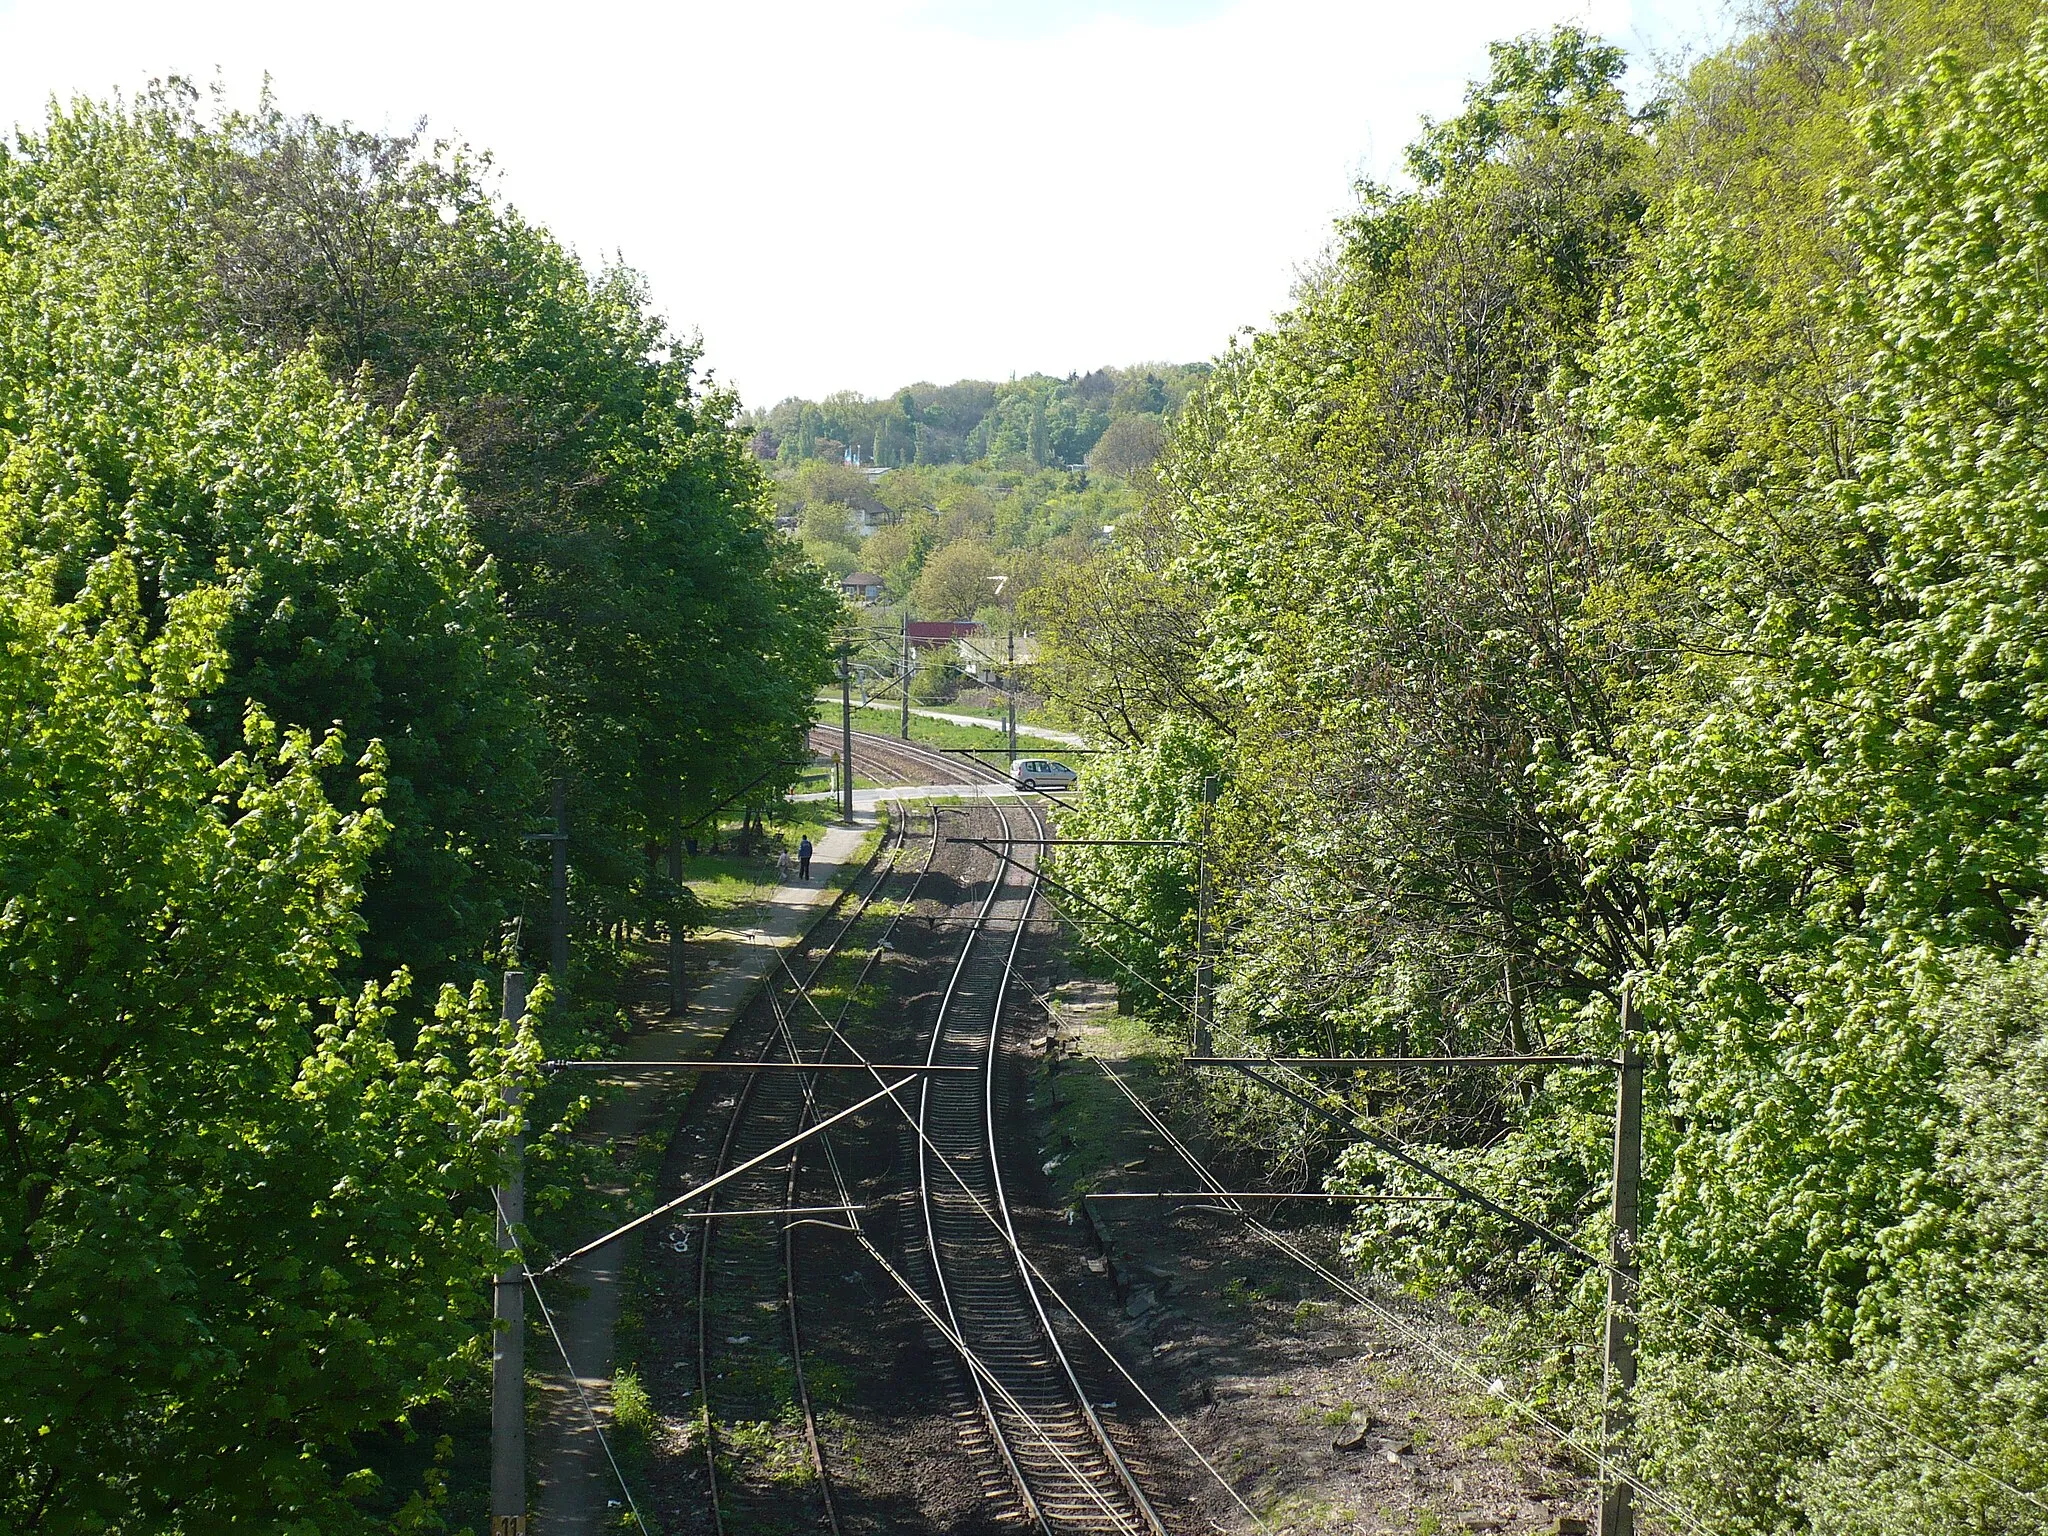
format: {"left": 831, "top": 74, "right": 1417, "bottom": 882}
{"left": 1010, "top": 757, "right": 1077, "bottom": 791}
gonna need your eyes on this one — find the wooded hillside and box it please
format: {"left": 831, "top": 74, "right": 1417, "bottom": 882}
{"left": 1037, "top": 5, "right": 2048, "bottom": 1529}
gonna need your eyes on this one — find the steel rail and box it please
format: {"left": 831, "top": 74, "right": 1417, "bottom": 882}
{"left": 696, "top": 725, "right": 972, "bottom": 1528}
{"left": 774, "top": 799, "right": 945, "bottom": 1534}
{"left": 770, "top": 795, "right": 1104, "bottom": 1529}
{"left": 693, "top": 802, "right": 912, "bottom": 1536}
{"left": 916, "top": 797, "right": 1045, "bottom": 1529}
{"left": 817, "top": 729, "right": 1171, "bottom": 1529}
{"left": 986, "top": 791, "right": 1170, "bottom": 1536}
{"left": 915, "top": 790, "right": 1166, "bottom": 1535}
{"left": 771, "top": 929, "right": 1272, "bottom": 1533}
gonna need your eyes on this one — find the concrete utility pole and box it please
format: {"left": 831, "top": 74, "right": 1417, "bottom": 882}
{"left": 839, "top": 649, "right": 855, "bottom": 823}
{"left": 1600, "top": 987, "right": 1644, "bottom": 1536}
{"left": 549, "top": 781, "right": 569, "bottom": 982}
{"left": 899, "top": 611, "right": 912, "bottom": 741}
{"left": 668, "top": 815, "right": 686, "bottom": 1014}
{"left": 491, "top": 966, "right": 529, "bottom": 1536}
{"left": 1192, "top": 774, "right": 1218, "bottom": 1056}
{"left": 1006, "top": 628, "right": 1018, "bottom": 759}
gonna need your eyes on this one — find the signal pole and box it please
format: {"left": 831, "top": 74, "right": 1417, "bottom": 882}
{"left": 1600, "top": 986, "right": 1643, "bottom": 1536}
{"left": 549, "top": 781, "right": 569, "bottom": 982}
{"left": 491, "top": 965, "right": 529, "bottom": 1536}
{"left": 840, "top": 648, "right": 855, "bottom": 823}
{"left": 668, "top": 813, "right": 686, "bottom": 1014}
{"left": 1006, "top": 627, "right": 1018, "bottom": 759}
{"left": 900, "top": 611, "right": 912, "bottom": 741}
{"left": 1193, "top": 773, "right": 1217, "bottom": 1056}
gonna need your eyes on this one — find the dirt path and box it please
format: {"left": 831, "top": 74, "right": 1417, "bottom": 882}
{"left": 528, "top": 811, "right": 880, "bottom": 1536}
{"left": 1021, "top": 983, "right": 1601, "bottom": 1535}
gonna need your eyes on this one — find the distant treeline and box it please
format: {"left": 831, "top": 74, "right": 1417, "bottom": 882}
{"left": 746, "top": 363, "right": 1209, "bottom": 469}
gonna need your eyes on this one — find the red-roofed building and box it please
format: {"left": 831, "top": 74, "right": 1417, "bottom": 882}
{"left": 907, "top": 620, "right": 983, "bottom": 650}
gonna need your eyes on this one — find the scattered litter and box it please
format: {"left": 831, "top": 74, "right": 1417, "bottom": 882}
{"left": 1084, "top": 1257, "right": 1108, "bottom": 1276}
{"left": 1042, "top": 1157, "right": 1064, "bottom": 1175}
{"left": 726, "top": 1334, "right": 752, "bottom": 1345}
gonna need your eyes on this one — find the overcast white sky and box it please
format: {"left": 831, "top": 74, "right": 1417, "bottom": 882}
{"left": 0, "top": 0, "right": 1735, "bottom": 409}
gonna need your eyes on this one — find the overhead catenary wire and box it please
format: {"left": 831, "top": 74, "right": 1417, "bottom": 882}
{"left": 1239, "top": 1056, "right": 2048, "bottom": 1516}
{"left": 1019, "top": 796, "right": 2048, "bottom": 1520}
{"left": 535, "top": 1074, "right": 921, "bottom": 1276}
{"left": 528, "top": 1271, "right": 649, "bottom": 1535}
{"left": 772, "top": 945, "right": 1271, "bottom": 1531}
{"left": 763, "top": 794, "right": 1267, "bottom": 1528}
{"left": 752, "top": 844, "right": 1143, "bottom": 1531}
{"left": 1085, "top": 1054, "right": 1714, "bottom": 1536}
{"left": 834, "top": 1219, "right": 1159, "bottom": 1532}
{"left": 857, "top": 741, "right": 2045, "bottom": 1520}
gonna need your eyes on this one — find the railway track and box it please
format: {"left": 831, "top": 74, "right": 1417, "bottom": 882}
{"left": 907, "top": 789, "right": 1167, "bottom": 1536}
{"left": 687, "top": 729, "right": 1168, "bottom": 1534}
{"left": 690, "top": 792, "right": 934, "bottom": 1535}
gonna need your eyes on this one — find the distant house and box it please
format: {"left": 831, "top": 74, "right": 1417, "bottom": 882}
{"left": 840, "top": 570, "right": 886, "bottom": 605}
{"left": 957, "top": 631, "right": 1035, "bottom": 679}
{"left": 907, "top": 619, "right": 982, "bottom": 650}
{"left": 847, "top": 490, "right": 893, "bottom": 537}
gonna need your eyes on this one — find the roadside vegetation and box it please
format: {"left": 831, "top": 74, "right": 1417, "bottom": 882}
{"left": 1039, "top": 4, "right": 2048, "bottom": 1529}
{"left": 0, "top": 88, "right": 835, "bottom": 1529}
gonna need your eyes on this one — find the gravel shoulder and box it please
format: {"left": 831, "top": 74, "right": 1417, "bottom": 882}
{"left": 1014, "top": 975, "right": 1601, "bottom": 1536}
{"left": 613, "top": 805, "right": 1598, "bottom": 1536}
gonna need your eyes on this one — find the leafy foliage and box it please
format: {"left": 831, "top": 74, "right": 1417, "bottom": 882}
{"left": 1035, "top": 5, "right": 2048, "bottom": 1527}
{"left": 0, "top": 87, "right": 838, "bottom": 992}
{"left": 0, "top": 82, "right": 835, "bottom": 1528}
{"left": 0, "top": 559, "right": 538, "bottom": 1530}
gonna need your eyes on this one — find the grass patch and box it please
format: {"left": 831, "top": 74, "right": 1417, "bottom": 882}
{"left": 682, "top": 805, "right": 885, "bottom": 935}
{"left": 834, "top": 702, "right": 1020, "bottom": 757}
{"left": 1030, "top": 996, "right": 1177, "bottom": 1205}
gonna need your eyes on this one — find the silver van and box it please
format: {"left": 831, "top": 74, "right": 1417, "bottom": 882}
{"left": 1010, "top": 757, "right": 1077, "bottom": 791}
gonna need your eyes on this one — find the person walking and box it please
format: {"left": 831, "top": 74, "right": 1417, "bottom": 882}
{"left": 797, "top": 835, "right": 814, "bottom": 881}
{"left": 776, "top": 846, "right": 792, "bottom": 882}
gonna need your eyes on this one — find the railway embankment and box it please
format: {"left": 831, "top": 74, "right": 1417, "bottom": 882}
{"left": 529, "top": 809, "right": 885, "bottom": 1536}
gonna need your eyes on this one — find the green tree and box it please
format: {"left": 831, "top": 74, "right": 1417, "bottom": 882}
{"left": 0, "top": 251, "right": 532, "bottom": 991}
{"left": 1050, "top": 717, "right": 1228, "bottom": 1011}
{"left": 911, "top": 538, "right": 999, "bottom": 618}
{"left": 1, "top": 89, "right": 838, "bottom": 981}
{"left": 0, "top": 559, "right": 537, "bottom": 1531}
{"left": 1086, "top": 413, "right": 1166, "bottom": 481}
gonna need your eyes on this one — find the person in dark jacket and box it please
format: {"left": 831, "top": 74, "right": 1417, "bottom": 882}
{"left": 798, "top": 835, "right": 814, "bottom": 881}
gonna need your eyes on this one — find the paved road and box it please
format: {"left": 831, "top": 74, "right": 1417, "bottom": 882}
{"left": 821, "top": 697, "right": 1090, "bottom": 748}
{"left": 790, "top": 781, "right": 1067, "bottom": 809}
{"left": 529, "top": 812, "right": 879, "bottom": 1535}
